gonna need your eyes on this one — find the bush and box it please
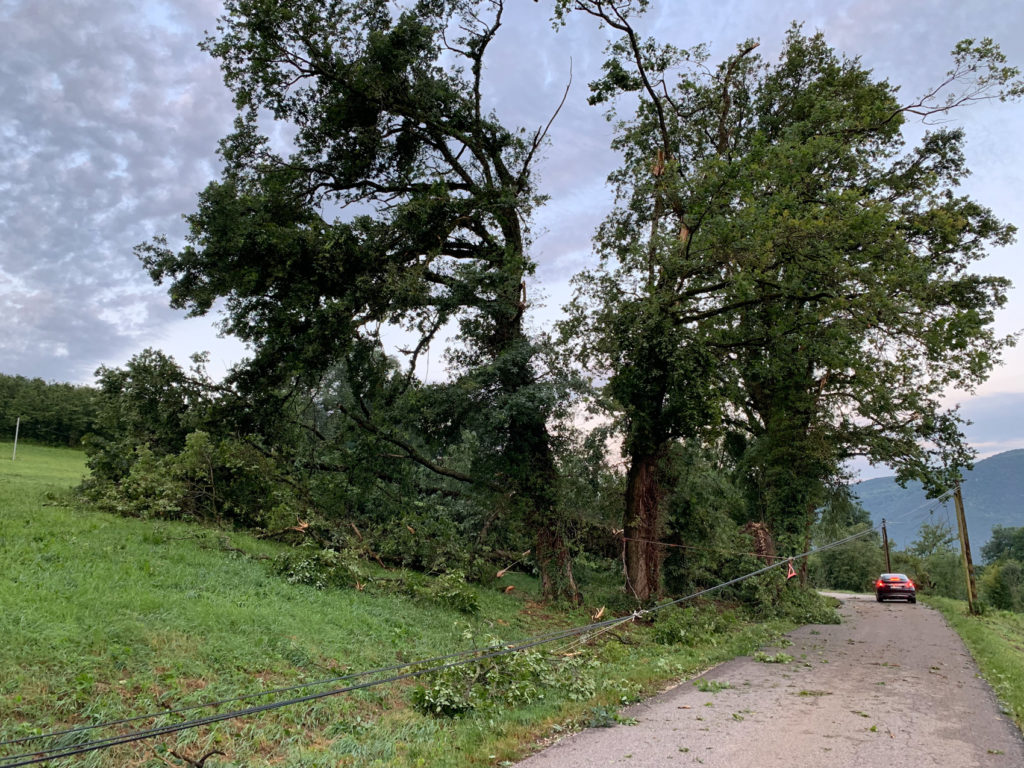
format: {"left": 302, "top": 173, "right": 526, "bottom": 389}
{"left": 739, "top": 571, "right": 840, "bottom": 624}
{"left": 770, "top": 586, "right": 841, "bottom": 625}
{"left": 428, "top": 571, "right": 480, "bottom": 615}
{"left": 368, "top": 506, "right": 477, "bottom": 574}
{"left": 981, "top": 560, "right": 1024, "bottom": 612}
{"left": 272, "top": 547, "right": 368, "bottom": 590}
{"left": 811, "top": 535, "right": 883, "bottom": 592}
{"left": 270, "top": 552, "right": 480, "bottom": 614}
{"left": 86, "top": 431, "right": 303, "bottom": 530}
{"left": 411, "top": 646, "right": 598, "bottom": 717}
{"left": 652, "top": 604, "right": 736, "bottom": 647}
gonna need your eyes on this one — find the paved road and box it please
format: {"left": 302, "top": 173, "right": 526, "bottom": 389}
{"left": 515, "top": 594, "right": 1024, "bottom": 767}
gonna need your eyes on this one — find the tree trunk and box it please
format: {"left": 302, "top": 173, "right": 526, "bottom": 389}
{"left": 533, "top": 515, "right": 580, "bottom": 604}
{"left": 623, "top": 451, "right": 665, "bottom": 602}
{"left": 516, "top": 420, "right": 580, "bottom": 605}
{"left": 495, "top": 288, "right": 579, "bottom": 604}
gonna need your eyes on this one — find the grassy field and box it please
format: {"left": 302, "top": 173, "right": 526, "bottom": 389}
{"left": 926, "top": 595, "right": 1024, "bottom": 732}
{"left": 0, "top": 443, "right": 804, "bottom": 768}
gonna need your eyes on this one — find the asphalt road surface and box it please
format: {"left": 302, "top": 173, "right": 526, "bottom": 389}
{"left": 515, "top": 594, "right": 1024, "bottom": 767}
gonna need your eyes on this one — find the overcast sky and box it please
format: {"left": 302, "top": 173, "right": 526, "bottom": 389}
{"left": 2, "top": 0, "right": 1023, "bottom": 471}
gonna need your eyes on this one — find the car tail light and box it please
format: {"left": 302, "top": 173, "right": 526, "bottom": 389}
{"left": 906, "top": 580, "right": 915, "bottom": 589}
{"left": 875, "top": 580, "right": 884, "bottom": 588}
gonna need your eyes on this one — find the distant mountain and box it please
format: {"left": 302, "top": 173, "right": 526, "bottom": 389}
{"left": 850, "top": 449, "right": 1024, "bottom": 552}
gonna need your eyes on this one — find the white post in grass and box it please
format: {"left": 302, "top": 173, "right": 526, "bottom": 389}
{"left": 12, "top": 416, "right": 19, "bottom": 460}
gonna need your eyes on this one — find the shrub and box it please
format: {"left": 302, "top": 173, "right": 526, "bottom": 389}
{"left": 739, "top": 571, "right": 840, "bottom": 624}
{"left": 770, "top": 584, "right": 841, "bottom": 625}
{"left": 427, "top": 571, "right": 480, "bottom": 615}
{"left": 411, "top": 646, "right": 598, "bottom": 717}
{"left": 652, "top": 604, "right": 736, "bottom": 646}
{"left": 272, "top": 547, "right": 368, "bottom": 590}
{"left": 368, "top": 506, "right": 474, "bottom": 574}
{"left": 981, "top": 560, "right": 1024, "bottom": 612}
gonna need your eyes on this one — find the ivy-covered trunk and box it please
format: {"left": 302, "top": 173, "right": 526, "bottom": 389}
{"left": 507, "top": 395, "right": 578, "bottom": 603}
{"left": 496, "top": 298, "right": 579, "bottom": 604}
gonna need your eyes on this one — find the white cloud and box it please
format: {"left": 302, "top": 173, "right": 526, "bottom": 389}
{"left": 1, "top": 0, "right": 1022, "bottom": 415}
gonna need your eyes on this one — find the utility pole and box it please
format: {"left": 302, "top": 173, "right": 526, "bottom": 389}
{"left": 953, "top": 482, "right": 980, "bottom": 615}
{"left": 11, "top": 416, "right": 19, "bottom": 461}
{"left": 881, "top": 519, "right": 892, "bottom": 572}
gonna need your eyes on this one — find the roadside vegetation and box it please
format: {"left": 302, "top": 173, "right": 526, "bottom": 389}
{"left": 0, "top": 444, "right": 834, "bottom": 767}
{"left": 3, "top": 1, "right": 1023, "bottom": 763}
{"left": 926, "top": 597, "right": 1024, "bottom": 732}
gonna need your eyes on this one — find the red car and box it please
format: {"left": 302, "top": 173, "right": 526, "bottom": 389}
{"left": 875, "top": 573, "right": 916, "bottom": 603}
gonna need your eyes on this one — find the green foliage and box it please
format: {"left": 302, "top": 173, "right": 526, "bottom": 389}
{"left": 95, "top": 443, "right": 186, "bottom": 520}
{"left": 0, "top": 373, "right": 98, "bottom": 448}
{"left": 271, "top": 550, "right": 480, "bottom": 614}
{"left": 89, "top": 429, "right": 301, "bottom": 530}
{"left": 411, "top": 647, "right": 598, "bottom": 717}
{"left": 581, "top": 705, "right": 634, "bottom": 728}
{"left": 810, "top": 491, "right": 885, "bottom": 591}
{"left": 368, "top": 506, "right": 476, "bottom": 574}
{"left": 84, "top": 349, "right": 209, "bottom": 484}
{"left": 982, "top": 525, "right": 1024, "bottom": 564}
{"left": 564, "top": 9, "right": 1020, "bottom": 578}
{"left": 770, "top": 587, "right": 842, "bottom": 625}
{"left": 811, "top": 534, "right": 884, "bottom": 592}
{"left": 889, "top": 522, "right": 966, "bottom": 600}
{"left": 136, "top": 0, "right": 582, "bottom": 601}
{"left": 737, "top": 570, "right": 841, "bottom": 625}
{"left": 273, "top": 547, "right": 369, "bottom": 591}
{"left": 661, "top": 445, "right": 750, "bottom": 595}
{"left": 652, "top": 604, "right": 737, "bottom": 647}
{"left": 428, "top": 571, "right": 481, "bottom": 615}
{"left": 753, "top": 651, "right": 794, "bottom": 664}
{"left": 981, "top": 560, "right": 1024, "bottom": 612}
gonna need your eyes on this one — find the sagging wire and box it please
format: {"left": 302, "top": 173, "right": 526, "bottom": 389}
{"left": 0, "top": 616, "right": 629, "bottom": 758}
{"left": 0, "top": 526, "right": 881, "bottom": 767}
{"left": 619, "top": 536, "right": 790, "bottom": 562}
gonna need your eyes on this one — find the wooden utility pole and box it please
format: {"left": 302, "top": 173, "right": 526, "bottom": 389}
{"left": 952, "top": 482, "right": 980, "bottom": 614}
{"left": 881, "top": 519, "right": 891, "bottom": 572}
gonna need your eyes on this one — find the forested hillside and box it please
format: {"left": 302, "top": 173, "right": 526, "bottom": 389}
{"left": 852, "top": 450, "right": 1024, "bottom": 548}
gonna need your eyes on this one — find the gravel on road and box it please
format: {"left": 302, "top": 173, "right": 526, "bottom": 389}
{"left": 515, "top": 594, "right": 1024, "bottom": 768}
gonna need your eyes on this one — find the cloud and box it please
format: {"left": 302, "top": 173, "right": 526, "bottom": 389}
{"left": 0, "top": 0, "right": 233, "bottom": 382}
{"left": 2, "top": 0, "right": 1022, "bottom": 398}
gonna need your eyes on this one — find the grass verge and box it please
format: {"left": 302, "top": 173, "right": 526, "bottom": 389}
{"left": 926, "top": 595, "right": 1024, "bottom": 731}
{"left": 1, "top": 444, "right": 826, "bottom": 767}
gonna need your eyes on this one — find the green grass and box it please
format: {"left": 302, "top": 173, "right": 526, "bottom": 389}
{"left": 2, "top": 441, "right": 88, "bottom": 490}
{"left": 926, "top": 595, "right": 1024, "bottom": 731}
{"left": 0, "top": 445, "right": 808, "bottom": 767}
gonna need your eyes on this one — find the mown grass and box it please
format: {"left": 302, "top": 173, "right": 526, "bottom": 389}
{"left": 926, "top": 595, "right": 1024, "bottom": 732}
{"left": 0, "top": 444, "right": 808, "bottom": 767}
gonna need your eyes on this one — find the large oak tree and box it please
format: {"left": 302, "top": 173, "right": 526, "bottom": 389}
{"left": 563, "top": 1, "right": 1021, "bottom": 600}
{"left": 140, "top": 0, "right": 580, "bottom": 600}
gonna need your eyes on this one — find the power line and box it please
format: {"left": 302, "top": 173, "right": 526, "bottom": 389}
{"left": 0, "top": 527, "right": 879, "bottom": 767}
{"left": 0, "top": 616, "right": 629, "bottom": 757}
{"left": 0, "top": 615, "right": 638, "bottom": 767}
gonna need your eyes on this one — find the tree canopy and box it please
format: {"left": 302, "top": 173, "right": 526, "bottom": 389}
{"left": 561, "top": 7, "right": 1020, "bottom": 597}
{"left": 108, "top": 0, "right": 1024, "bottom": 604}
{"left": 0, "top": 373, "right": 98, "bottom": 448}
{"left": 136, "top": 0, "right": 583, "bottom": 600}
